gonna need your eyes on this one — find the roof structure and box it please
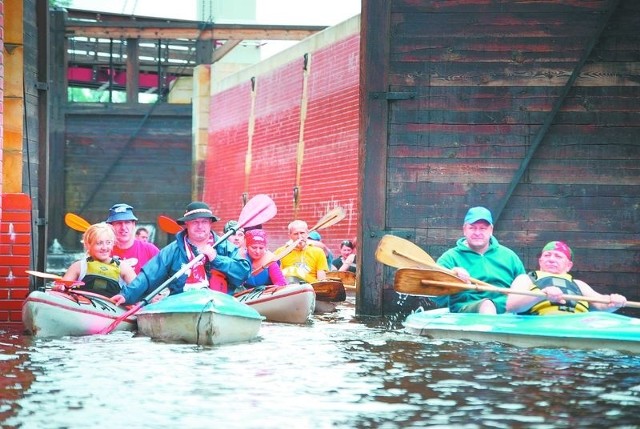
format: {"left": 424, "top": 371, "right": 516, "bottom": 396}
{"left": 60, "top": 7, "right": 327, "bottom": 93}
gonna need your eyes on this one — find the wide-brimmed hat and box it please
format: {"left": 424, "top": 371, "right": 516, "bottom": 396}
{"left": 176, "top": 201, "right": 220, "bottom": 225}
{"left": 106, "top": 203, "right": 138, "bottom": 223}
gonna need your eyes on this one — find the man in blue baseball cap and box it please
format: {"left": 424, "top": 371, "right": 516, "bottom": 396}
{"left": 436, "top": 206, "right": 525, "bottom": 314}
{"left": 307, "top": 231, "right": 334, "bottom": 268}
{"left": 106, "top": 203, "right": 159, "bottom": 273}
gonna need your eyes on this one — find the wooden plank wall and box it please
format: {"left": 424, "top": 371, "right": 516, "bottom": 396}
{"left": 57, "top": 104, "right": 193, "bottom": 250}
{"left": 362, "top": 0, "right": 640, "bottom": 316}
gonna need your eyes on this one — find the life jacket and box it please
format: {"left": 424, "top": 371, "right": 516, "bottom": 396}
{"left": 525, "top": 271, "right": 589, "bottom": 315}
{"left": 76, "top": 257, "right": 122, "bottom": 298}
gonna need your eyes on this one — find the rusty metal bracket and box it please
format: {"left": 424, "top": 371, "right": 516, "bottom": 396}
{"left": 370, "top": 91, "right": 415, "bottom": 100}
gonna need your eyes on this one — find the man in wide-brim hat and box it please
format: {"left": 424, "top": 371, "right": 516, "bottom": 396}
{"left": 111, "top": 201, "right": 250, "bottom": 305}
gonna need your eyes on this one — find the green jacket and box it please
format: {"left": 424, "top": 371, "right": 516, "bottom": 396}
{"left": 436, "top": 236, "right": 525, "bottom": 313}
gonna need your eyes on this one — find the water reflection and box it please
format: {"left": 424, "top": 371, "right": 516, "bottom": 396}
{"left": 1, "top": 301, "right": 639, "bottom": 428}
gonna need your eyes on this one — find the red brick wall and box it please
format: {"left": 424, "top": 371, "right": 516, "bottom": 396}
{"left": 205, "top": 31, "right": 360, "bottom": 256}
{"left": 0, "top": 193, "right": 31, "bottom": 324}
{"left": 1, "top": 0, "right": 4, "bottom": 197}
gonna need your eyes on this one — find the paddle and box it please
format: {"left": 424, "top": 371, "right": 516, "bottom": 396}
{"left": 375, "top": 234, "right": 436, "bottom": 268}
{"left": 65, "top": 213, "right": 91, "bottom": 232}
{"left": 312, "top": 280, "right": 347, "bottom": 302}
{"left": 157, "top": 214, "right": 183, "bottom": 234}
{"left": 326, "top": 270, "right": 356, "bottom": 286}
{"left": 100, "top": 194, "right": 277, "bottom": 334}
{"left": 250, "top": 240, "right": 297, "bottom": 275}
{"left": 25, "top": 270, "right": 85, "bottom": 289}
{"left": 249, "top": 206, "right": 346, "bottom": 275}
{"left": 25, "top": 270, "right": 63, "bottom": 280}
{"left": 309, "top": 206, "right": 346, "bottom": 234}
{"left": 394, "top": 267, "right": 640, "bottom": 309}
{"left": 375, "top": 234, "right": 495, "bottom": 288}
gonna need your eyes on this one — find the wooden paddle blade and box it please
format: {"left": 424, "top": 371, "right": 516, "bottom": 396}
{"left": 312, "top": 280, "right": 346, "bottom": 302}
{"left": 25, "top": 270, "right": 63, "bottom": 280}
{"left": 65, "top": 213, "right": 91, "bottom": 232}
{"left": 310, "top": 206, "right": 346, "bottom": 232}
{"left": 375, "top": 234, "right": 437, "bottom": 269}
{"left": 273, "top": 239, "right": 298, "bottom": 259}
{"left": 326, "top": 271, "right": 356, "bottom": 286}
{"left": 394, "top": 268, "right": 467, "bottom": 296}
{"left": 157, "top": 215, "right": 183, "bottom": 234}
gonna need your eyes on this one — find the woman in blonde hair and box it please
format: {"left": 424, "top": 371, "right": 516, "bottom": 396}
{"left": 56, "top": 222, "right": 136, "bottom": 298}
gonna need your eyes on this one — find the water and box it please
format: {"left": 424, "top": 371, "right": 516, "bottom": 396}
{"left": 1, "top": 300, "right": 640, "bottom": 428}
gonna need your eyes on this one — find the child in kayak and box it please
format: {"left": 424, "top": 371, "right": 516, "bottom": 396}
{"left": 506, "top": 241, "right": 627, "bottom": 314}
{"left": 55, "top": 222, "right": 137, "bottom": 297}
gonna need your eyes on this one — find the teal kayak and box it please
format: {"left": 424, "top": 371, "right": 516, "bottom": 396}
{"left": 404, "top": 308, "right": 640, "bottom": 353}
{"left": 136, "top": 289, "right": 264, "bottom": 345}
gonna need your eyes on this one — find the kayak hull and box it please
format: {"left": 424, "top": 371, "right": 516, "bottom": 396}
{"left": 22, "top": 289, "right": 136, "bottom": 337}
{"left": 404, "top": 309, "right": 640, "bottom": 353}
{"left": 234, "top": 283, "right": 315, "bottom": 324}
{"left": 136, "top": 289, "right": 263, "bottom": 345}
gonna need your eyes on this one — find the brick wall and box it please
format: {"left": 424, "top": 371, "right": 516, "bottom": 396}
{"left": 1, "top": 0, "right": 4, "bottom": 198}
{"left": 205, "top": 17, "right": 361, "bottom": 256}
{"left": 0, "top": 193, "right": 31, "bottom": 324}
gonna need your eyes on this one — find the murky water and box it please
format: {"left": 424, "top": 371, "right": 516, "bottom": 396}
{"left": 1, "top": 299, "right": 640, "bottom": 428}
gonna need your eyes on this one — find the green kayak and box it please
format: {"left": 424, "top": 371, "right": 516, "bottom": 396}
{"left": 404, "top": 308, "right": 640, "bottom": 354}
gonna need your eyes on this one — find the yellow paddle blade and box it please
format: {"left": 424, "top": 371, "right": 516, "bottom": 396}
{"left": 65, "top": 213, "right": 91, "bottom": 232}
{"left": 375, "top": 234, "right": 437, "bottom": 269}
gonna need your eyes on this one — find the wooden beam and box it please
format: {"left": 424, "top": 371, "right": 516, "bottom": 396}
{"left": 358, "top": 0, "right": 391, "bottom": 316}
{"left": 126, "top": 38, "right": 140, "bottom": 103}
{"left": 212, "top": 39, "right": 242, "bottom": 62}
{"left": 65, "top": 22, "right": 327, "bottom": 41}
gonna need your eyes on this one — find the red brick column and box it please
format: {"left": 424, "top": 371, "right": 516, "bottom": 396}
{"left": 0, "top": 193, "right": 31, "bottom": 324}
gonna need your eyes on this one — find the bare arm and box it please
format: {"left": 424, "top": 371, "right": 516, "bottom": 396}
{"left": 338, "top": 254, "right": 355, "bottom": 272}
{"left": 62, "top": 261, "right": 82, "bottom": 281}
{"left": 120, "top": 262, "right": 137, "bottom": 284}
{"left": 505, "top": 274, "right": 548, "bottom": 313}
{"left": 575, "top": 279, "right": 627, "bottom": 312}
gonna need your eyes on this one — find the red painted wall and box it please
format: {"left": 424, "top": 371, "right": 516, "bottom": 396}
{"left": 205, "top": 30, "right": 360, "bottom": 257}
{"left": 0, "top": 194, "right": 31, "bottom": 324}
{"left": 1, "top": 0, "right": 4, "bottom": 198}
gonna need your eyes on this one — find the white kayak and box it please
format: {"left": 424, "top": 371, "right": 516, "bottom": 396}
{"left": 22, "top": 289, "right": 136, "bottom": 337}
{"left": 234, "top": 283, "right": 316, "bottom": 324}
{"left": 136, "top": 289, "right": 263, "bottom": 346}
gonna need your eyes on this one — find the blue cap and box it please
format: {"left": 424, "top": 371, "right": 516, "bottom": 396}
{"left": 106, "top": 203, "right": 138, "bottom": 223}
{"left": 464, "top": 206, "right": 493, "bottom": 225}
{"left": 308, "top": 231, "right": 321, "bottom": 241}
